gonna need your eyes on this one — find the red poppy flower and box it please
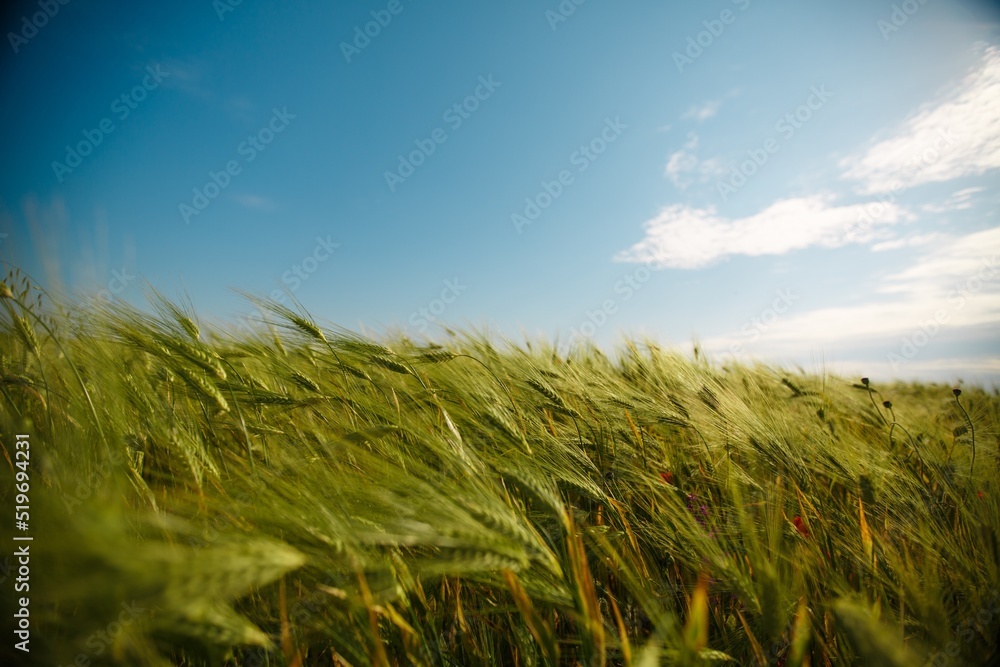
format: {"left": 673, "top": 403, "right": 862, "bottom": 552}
{"left": 978, "top": 491, "right": 986, "bottom": 499}
{"left": 659, "top": 471, "right": 674, "bottom": 484}
{"left": 792, "top": 515, "right": 810, "bottom": 537}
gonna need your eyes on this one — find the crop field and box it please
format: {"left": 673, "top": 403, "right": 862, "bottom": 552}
{"left": 1, "top": 271, "right": 998, "bottom": 666}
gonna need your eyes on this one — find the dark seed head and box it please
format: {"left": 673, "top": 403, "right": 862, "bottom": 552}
{"left": 861, "top": 377, "right": 869, "bottom": 386}
{"left": 883, "top": 400, "right": 892, "bottom": 409}
{"left": 953, "top": 388, "right": 962, "bottom": 397}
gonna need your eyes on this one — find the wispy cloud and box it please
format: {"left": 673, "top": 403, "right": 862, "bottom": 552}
{"left": 663, "top": 133, "right": 726, "bottom": 190}
{"left": 155, "top": 57, "right": 258, "bottom": 124}
{"left": 681, "top": 99, "right": 721, "bottom": 122}
{"left": 840, "top": 45, "right": 1000, "bottom": 195}
{"left": 664, "top": 133, "right": 699, "bottom": 188}
{"left": 920, "top": 186, "right": 985, "bottom": 213}
{"left": 876, "top": 225, "right": 1000, "bottom": 296}
{"left": 615, "top": 193, "right": 910, "bottom": 269}
{"left": 231, "top": 194, "right": 276, "bottom": 211}
{"left": 871, "top": 232, "right": 945, "bottom": 252}
{"left": 155, "top": 57, "right": 214, "bottom": 102}
{"left": 701, "top": 227, "right": 1000, "bottom": 359}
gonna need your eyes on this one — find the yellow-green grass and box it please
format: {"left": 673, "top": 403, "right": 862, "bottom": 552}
{"left": 1, "top": 270, "right": 998, "bottom": 666}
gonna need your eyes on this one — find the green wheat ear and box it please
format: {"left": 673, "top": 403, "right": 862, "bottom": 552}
{"left": 144, "top": 539, "right": 306, "bottom": 651}
{"left": 833, "top": 598, "right": 922, "bottom": 667}
{"left": 952, "top": 387, "right": 976, "bottom": 476}
{"left": 6, "top": 267, "right": 999, "bottom": 666}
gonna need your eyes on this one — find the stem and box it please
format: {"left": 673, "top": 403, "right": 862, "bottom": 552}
{"left": 953, "top": 394, "right": 976, "bottom": 476}
{"left": 866, "top": 385, "right": 889, "bottom": 427}
{"left": 2, "top": 293, "right": 109, "bottom": 456}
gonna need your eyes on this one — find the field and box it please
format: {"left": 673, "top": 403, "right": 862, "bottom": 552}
{"left": 1, "top": 270, "right": 998, "bottom": 666}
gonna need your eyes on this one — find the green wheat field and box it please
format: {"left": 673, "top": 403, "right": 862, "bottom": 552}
{"left": 1, "top": 268, "right": 998, "bottom": 667}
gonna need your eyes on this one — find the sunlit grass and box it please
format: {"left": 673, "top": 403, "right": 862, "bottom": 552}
{"left": 1, "top": 269, "right": 998, "bottom": 666}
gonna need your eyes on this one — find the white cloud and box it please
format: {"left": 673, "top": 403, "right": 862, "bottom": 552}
{"left": 681, "top": 100, "right": 721, "bottom": 122}
{"left": 840, "top": 45, "right": 1000, "bottom": 195}
{"left": 664, "top": 134, "right": 699, "bottom": 187}
{"left": 614, "top": 193, "right": 910, "bottom": 269}
{"left": 871, "top": 232, "right": 945, "bottom": 252}
{"left": 701, "top": 227, "right": 1000, "bottom": 363}
{"left": 663, "top": 133, "right": 727, "bottom": 190}
{"left": 877, "top": 225, "right": 1000, "bottom": 295}
{"left": 921, "top": 186, "right": 985, "bottom": 213}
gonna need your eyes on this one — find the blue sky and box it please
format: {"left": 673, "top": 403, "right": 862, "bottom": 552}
{"left": 2, "top": 0, "right": 999, "bottom": 385}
